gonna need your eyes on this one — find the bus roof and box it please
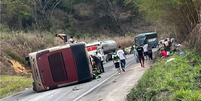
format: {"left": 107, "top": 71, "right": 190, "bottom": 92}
{"left": 135, "top": 32, "right": 157, "bottom": 37}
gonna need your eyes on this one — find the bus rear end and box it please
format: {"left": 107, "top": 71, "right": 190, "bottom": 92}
{"left": 28, "top": 43, "right": 92, "bottom": 92}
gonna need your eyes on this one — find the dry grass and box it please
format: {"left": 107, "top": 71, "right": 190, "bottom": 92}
{"left": 182, "top": 24, "right": 201, "bottom": 55}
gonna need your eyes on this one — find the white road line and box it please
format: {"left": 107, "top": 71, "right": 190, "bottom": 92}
{"left": 73, "top": 61, "right": 134, "bottom": 101}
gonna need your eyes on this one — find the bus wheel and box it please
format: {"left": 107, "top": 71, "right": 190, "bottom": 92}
{"left": 32, "top": 82, "right": 36, "bottom": 92}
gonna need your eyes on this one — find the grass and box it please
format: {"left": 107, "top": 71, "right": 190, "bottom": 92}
{"left": 127, "top": 49, "right": 201, "bottom": 101}
{"left": 0, "top": 75, "right": 33, "bottom": 99}
{"left": 6, "top": 50, "right": 29, "bottom": 67}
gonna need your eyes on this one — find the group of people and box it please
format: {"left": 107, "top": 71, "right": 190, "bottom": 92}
{"left": 55, "top": 33, "right": 76, "bottom": 44}
{"left": 112, "top": 46, "right": 127, "bottom": 74}
{"left": 112, "top": 43, "right": 154, "bottom": 74}
{"left": 158, "top": 38, "right": 177, "bottom": 57}
{"left": 133, "top": 43, "right": 153, "bottom": 68}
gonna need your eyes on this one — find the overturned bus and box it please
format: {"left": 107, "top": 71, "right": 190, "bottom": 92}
{"left": 26, "top": 43, "right": 92, "bottom": 92}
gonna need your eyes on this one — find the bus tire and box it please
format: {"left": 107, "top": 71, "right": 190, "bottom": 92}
{"left": 32, "top": 82, "right": 37, "bottom": 92}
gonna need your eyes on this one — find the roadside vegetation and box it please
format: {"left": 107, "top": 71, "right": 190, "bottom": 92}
{"left": 127, "top": 49, "right": 201, "bottom": 101}
{"left": 0, "top": 76, "right": 33, "bottom": 99}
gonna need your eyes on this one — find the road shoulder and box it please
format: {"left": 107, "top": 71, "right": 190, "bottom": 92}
{"left": 82, "top": 59, "right": 153, "bottom": 101}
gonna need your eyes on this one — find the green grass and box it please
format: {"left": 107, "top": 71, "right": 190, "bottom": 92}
{"left": 127, "top": 49, "right": 201, "bottom": 101}
{"left": 6, "top": 50, "right": 29, "bottom": 68}
{"left": 0, "top": 76, "right": 33, "bottom": 99}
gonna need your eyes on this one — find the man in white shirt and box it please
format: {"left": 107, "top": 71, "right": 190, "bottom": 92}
{"left": 69, "top": 36, "right": 75, "bottom": 44}
{"left": 117, "top": 46, "right": 127, "bottom": 72}
{"left": 95, "top": 52, "right": 104, "bottom": 73}
{"left": 143, "top": 43, "right": 149, "bottom": 60}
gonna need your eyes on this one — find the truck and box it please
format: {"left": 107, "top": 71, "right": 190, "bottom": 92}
{"left": 86, "top": 40, "right": 117, "bottom": 63}
{"left": 25, "top": 43, "right": 93, "bottom": 92}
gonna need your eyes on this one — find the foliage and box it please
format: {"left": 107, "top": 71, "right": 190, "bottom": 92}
{"left": 0, "top": 0, "right": 33, "bottom": 30}
{"left": 129, "top": 0, "right": 201, "bottom": 42}
{"left": 0, "top": 24, "right": 11, "bottom": 32}
{"left": 127, "top": 49, "right": 201, "bottom": 101}
{"left": 0, "top": 0, "right": 143, "bottom": 35}
{"left": 6, "top": 50, "right": 28, "bottom": 68}
{"left": 0, "top": 75, "right": 33, "bottom": 98}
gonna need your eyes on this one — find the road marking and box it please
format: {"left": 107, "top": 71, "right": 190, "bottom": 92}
{"left": 73, "top": 61, "right": 134, "bottom": 101}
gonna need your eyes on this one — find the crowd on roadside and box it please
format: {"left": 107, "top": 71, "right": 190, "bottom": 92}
{"left": 55, "top": 34, "right": 182, "bottom": 78}
{"left": 158, "top": 38, "right": 182, "bottom": 58}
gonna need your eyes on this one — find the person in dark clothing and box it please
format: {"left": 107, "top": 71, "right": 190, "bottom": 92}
{"left": 130, "top": 46, "right": 134, "bottom": 54}
{"left": 136, "top": 44, "right": 145, "bottom": 68}
{"left": 147, "top": 44, "right": 153, "bottom": 60}
{"left": 55, "top": 33, "right": 67, "bottom": 44}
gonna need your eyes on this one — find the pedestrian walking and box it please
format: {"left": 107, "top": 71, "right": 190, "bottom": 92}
{"left": 112, "top": 53, "right": 122, "bottom": 74}
{"left": 147, "top": 44, "right": 153, "bottom": 60}
{"left": 143, "top": 43, "right": 149, "bottom": 60}
{"left": 136, "top": 44, "right": 145, "bottom": 67}
{"left": 133, "top": 46, "right": 139, "bottom": 63}
{"left": 95, "top": 51, "right": 104, "bottom": 73}
{"left": 117, "top": 46, "right": 127, "bottom": 72}
{"left": 55, "top": 33, "right": 67, "bottom": 44}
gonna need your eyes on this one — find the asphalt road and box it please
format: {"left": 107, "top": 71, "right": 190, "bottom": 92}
{"left": 2, "top": 48, "right": 158, "bottom": 101}
{"left": 2, "top": 54, "right": 136, "bottom": 101}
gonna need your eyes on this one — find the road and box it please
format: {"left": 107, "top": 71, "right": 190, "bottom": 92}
{"left": 2, "top": 48, "right": 158, "bottom": 101}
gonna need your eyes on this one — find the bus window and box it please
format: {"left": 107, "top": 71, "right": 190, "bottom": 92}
{"left": 135, "top": 37, "right": 145, "bottom": 45}
{"left": 147, "top": 38, "right": 157, "bottom": 42}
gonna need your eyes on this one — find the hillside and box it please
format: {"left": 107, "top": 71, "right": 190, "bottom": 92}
{"left": 0, "top": 0, "right": 154, "bottom": 36}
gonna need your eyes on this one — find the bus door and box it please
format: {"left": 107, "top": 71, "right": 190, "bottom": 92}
{"left": 37, "top": 48, "right": 78, "bottom": 89}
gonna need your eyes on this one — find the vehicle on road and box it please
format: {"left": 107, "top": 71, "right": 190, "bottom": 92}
{"left": 86, "top": 40, "right": 117, "bottom": 62}
{"left": 134, "top": 32, "right": 158, "bottom": 48}
{"left": 26, "top": 43, "right": 92, "bottom": 92}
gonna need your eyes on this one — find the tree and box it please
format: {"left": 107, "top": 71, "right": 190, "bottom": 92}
{"left": 0, "top": 0, "right": 33, "bottom": 30}
{"left": 131, "top": 0, "right": 201, "bottom": 42}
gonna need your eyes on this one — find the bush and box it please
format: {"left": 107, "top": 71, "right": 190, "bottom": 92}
{"left": 6, "top": 50, "right": 28, "bottom": 68}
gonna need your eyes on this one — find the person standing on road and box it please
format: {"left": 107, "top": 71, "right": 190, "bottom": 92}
{"left": 95, "top": 51, "right": 105, "bottom": 73}
{"left": 130, "top": 46, "right": 134, "bottom": 54}
{"left": 137, "top": 44, "right": 145, "bottom": 67}
{"left": 117, "top": 46, "right": 127, "bottom": 72}
{"left": 133, "top": 46, "right": 139, "bottom": 63}
{"left": 143, "top": 43, "right": 149, "bottom": 60}
{"left": 147, "top": 44, "right": 153, "bottom": 60}
{"left": 91, "top": 54, "right": 102, "bottom": 73}
{"left": 55, "top": 33, "right": 67, "bottom": 44}
{"left": 112, "top": 53, "right": 122, "bottom": 74}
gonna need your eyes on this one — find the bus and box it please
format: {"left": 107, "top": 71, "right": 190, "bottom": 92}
{"left": 26, "top": 43, "right": 92, "bottom": 92}
{"left": 134, "top": 32, "right": 158, "bottom": 48}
